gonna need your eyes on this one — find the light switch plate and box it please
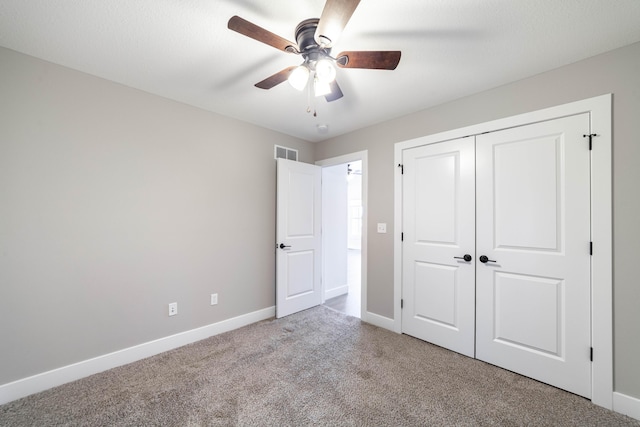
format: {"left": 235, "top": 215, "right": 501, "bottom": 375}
{"left": 377, "top": 223, "right": 387, "bottom": 233}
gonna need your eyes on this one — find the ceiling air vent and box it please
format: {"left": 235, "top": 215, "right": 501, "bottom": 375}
{"left": 274, "top": 145, "right": 298, "bottom": 161}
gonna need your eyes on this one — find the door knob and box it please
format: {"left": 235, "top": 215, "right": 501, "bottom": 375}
{"left": 279, "top": 243, "right": 291, "bottom": 249}
{"left": 454, "top": 254, "right": 472, "bottom": 262}
{"left": 479, "top": 255, "right": 496, "bottom": 263}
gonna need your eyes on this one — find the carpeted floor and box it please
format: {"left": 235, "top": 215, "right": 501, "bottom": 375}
{"left": 1, "top": 306, "right": 638, "bottom": 426}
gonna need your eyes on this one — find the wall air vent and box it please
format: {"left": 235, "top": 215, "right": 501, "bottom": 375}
{"left": 274, "top": 145, "right": 298, "bottom": 161}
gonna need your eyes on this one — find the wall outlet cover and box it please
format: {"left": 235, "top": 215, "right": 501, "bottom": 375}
{"left": 168, "top": 302, "right": 178, "bottom": 316}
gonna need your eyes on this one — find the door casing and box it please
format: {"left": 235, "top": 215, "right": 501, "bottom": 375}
{"left": 394, "top": 94, "right": 612, "bottom": 408}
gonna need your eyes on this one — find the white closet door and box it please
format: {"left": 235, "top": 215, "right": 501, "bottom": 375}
{"left": 475, "top": 114, "right": 592, "bottom": 398}
{"left": 402, "top": 137, "right": 476, "bottom": 357}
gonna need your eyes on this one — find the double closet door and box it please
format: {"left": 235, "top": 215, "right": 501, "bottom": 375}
{"left": 401, "top": 114, "right": 592, "bottom": 398}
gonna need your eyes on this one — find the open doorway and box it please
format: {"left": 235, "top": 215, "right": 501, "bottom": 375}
{"left": 317, "top": 152, "right": 367, "bottom": 320}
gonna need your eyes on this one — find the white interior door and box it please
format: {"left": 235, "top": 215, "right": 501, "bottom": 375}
{"left": 276, "top": 158, "right": 322, "bottom": 318}
{"left": 401, "top": 137, "right": 476, "bottom": 357}
{"left": 475, "top": 114, "right": 592, "bottom": 398}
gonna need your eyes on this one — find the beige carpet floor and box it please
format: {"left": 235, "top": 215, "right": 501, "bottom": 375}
{"left": 1, "top": 305, "right": 638, "bottom": 426}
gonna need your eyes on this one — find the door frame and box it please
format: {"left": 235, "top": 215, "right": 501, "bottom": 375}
{"left": 393, "top": 94, "right": 612, "bottom": 409}
{"left": 316, "top": 151, "right": 368, "bottom": 321}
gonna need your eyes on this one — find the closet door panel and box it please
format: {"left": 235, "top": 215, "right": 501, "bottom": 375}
{"left": 475, "top": 113, "right": 592, "bottom": 398}
{"left": 401, "top": 137, "right": 476, "bottom": 357}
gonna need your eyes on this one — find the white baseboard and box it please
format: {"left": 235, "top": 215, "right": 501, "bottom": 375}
{"left": 0, "top": 306, "right": 275, "bottom": 405}
{"left": 613, "top": 392, "right": 640, "bottom": 421}
{"left": 363, "top": 311, "right": 395, "bottom": 332}
{"left": 324, "top": 285, "right": 349, "bottom": 300}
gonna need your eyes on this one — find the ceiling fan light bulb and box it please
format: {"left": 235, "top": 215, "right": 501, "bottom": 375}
{"left": 315, "top": 58, "right": 336, "bottom": 84}
{"left": 288, "top": 66, "right": 309, "bottom": 91}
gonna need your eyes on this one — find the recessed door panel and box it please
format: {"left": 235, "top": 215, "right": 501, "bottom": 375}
{"left": 413, "top": 262, "right": 458, "bottom": 328}
{"left": 493, "top": 272, "right": 563, "bottom": 356}
{"left": 287, "top": 171, "right": 316, "bottom": 238}
{"left": 402, "top": 138, "right": 476, "bottom": 358}
{"left": 415, "top": 153, "right": 457, "bottom": 245}
{"left": 286, "top": 250, "right": 315, "bottom": 298}
{"left": 493, "top": 136, "right": 561, "bottom": 252}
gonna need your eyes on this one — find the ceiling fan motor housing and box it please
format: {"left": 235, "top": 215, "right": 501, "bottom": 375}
{"left": 295, "top": 19, "right": 332, "bottom": 65}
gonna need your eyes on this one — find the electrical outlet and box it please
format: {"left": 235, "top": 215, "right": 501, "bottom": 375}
{"left": 210, "top": 293, "right": 218, "bottom": 305}
{"left": 168, "top": 302, "right": 178, "bottom": 316}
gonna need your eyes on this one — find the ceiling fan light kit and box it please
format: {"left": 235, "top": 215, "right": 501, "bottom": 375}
{"left": 314, "top": 78, "right": 332, "bottom": 97}
{"left": 288, "top": 65, "right": 310, "bottom": 91}
{"left": 227, "top": 0, "right": 401, "bottom": 105}
{"left": 315, "top": 58, "right": 337, "bottom": 84}
{"left": 288, "top": 60, "right": 337, "bottom": 96}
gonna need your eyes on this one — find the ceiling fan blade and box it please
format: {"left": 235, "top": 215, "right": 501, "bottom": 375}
{"left": 228, "top": 16, "right": 298, "bottom": 53}
{"left": 255, "top": 66, "right": 297, "bottom": 89}
{"left": 336, "top": 51, "right": 401, "bottom": 70}
{"left": 315, "top": 0, "right": 361, "bottom": 47}
{"left": 324, "top": 80, "right": 344, "bottom": 102}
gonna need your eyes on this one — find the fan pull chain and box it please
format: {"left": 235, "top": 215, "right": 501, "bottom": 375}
{"left": 306, "top": 79, "right": 312, "bottom": 114}
{"left": 307, "top": 77, "right": 318, "bottom": 117}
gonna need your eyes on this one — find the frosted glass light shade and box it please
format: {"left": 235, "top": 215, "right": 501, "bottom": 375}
{"left": 315, "top": 58, "right": 336, "bottom": 84}
{"left": 288, "top": 66, "right": 310, "bottom": 90}
{"left": 314, "top": 78, "right": 331, "bottom": 97}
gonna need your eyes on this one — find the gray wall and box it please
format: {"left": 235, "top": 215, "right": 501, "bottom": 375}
{"left": 314, "top": 41, "right": 640, "bottom": 398}
{"left": 0, "top": 46, "right": 313, "bottom": 384}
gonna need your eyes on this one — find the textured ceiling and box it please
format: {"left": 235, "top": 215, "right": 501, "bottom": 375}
{"left": 1, "top": 1, "right": 640, "bottom": 142}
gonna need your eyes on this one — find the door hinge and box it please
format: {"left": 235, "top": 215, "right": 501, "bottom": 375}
{"left": 397, "top": 163, "right": 404, "bottom": 174}
{"left": 590, "top": 241, "right": 593, "bottom": 256}
{"left": 401, "top": 299, "right": 404, "bottom": 309}
{"left": 583, "top": 133, "right": 598, "bottom": 151}
{"left": 590, "top": 347, "right": 594, "bottom": 362}
{"left": 401, "top": 232, "right": 404, "bottom": 241}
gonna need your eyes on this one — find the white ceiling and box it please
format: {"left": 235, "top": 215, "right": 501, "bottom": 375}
{"left": 1, "top": 1, "right": 640, "bottom": 142}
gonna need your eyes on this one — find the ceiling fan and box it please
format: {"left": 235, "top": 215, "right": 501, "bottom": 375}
{"left": 227, "top": 0, "right": 401, "bottom": 103}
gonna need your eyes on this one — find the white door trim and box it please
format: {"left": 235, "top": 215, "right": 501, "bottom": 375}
{"left": 316, "top": 151, "right": 368, "bottom": 321}
{"left": 394, "top": 94, "right": 612, "bottom": 409}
